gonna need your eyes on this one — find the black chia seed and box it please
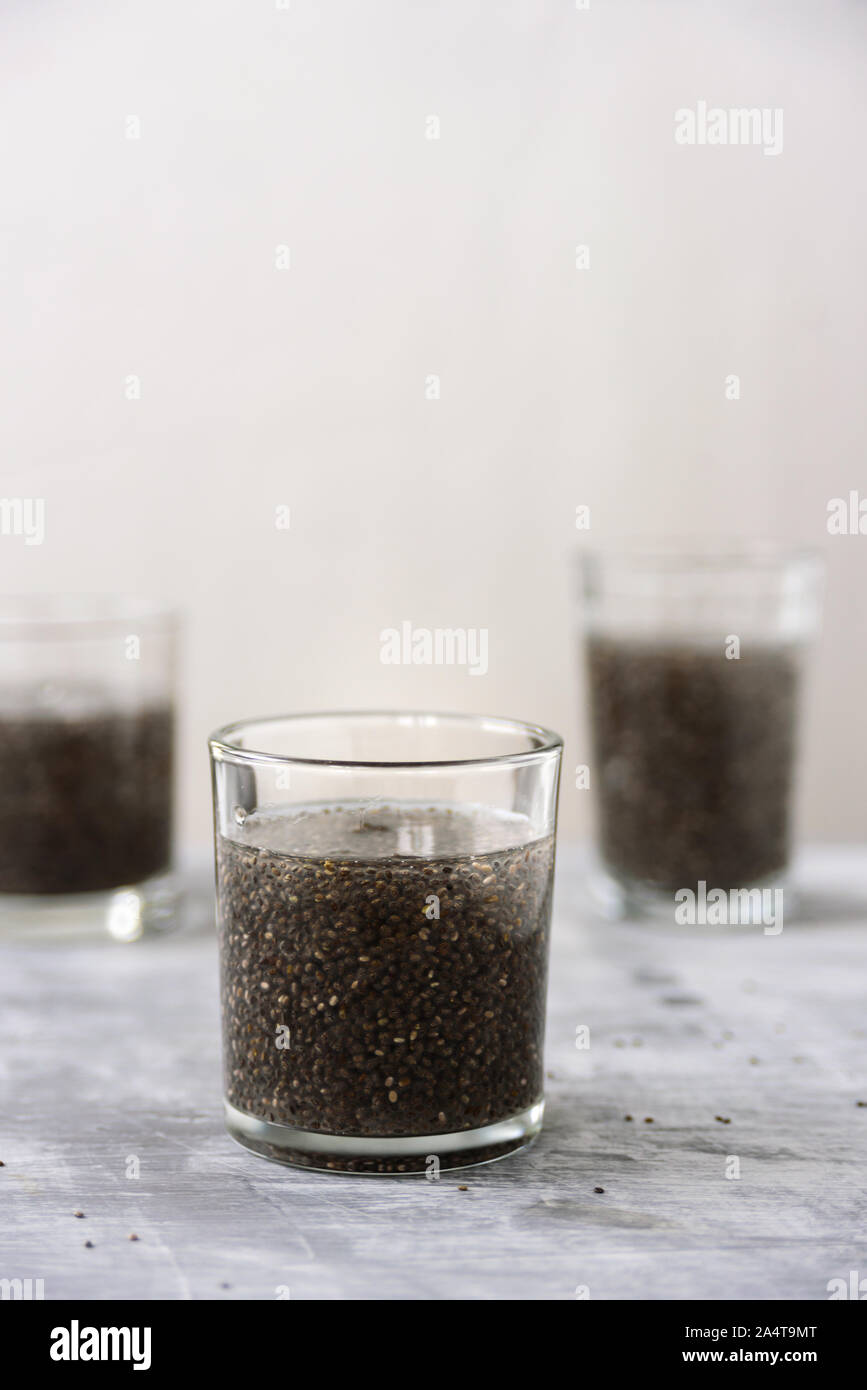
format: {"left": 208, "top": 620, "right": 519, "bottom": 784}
{"left": 216, "top": 803, "right": 555, "bottom": 1172}
{"left": 585, "top": 635, "right": 801, "bottom": 892}
{"left": 0, "top": 691, "right": 172, "bottom": 895}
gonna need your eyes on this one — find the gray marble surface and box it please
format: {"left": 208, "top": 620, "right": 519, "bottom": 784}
{"left": 1, "top": 846, "right": 865, "bottom": 1301}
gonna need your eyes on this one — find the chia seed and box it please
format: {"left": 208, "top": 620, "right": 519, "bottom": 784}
{"left": 0, "top": 692, "right": 172, "bottom": 896}
{"left": 586, "top": 636, "right": 801, "bottom": 892}
{"left": 216, "top": 803, "right": 555, "bottom": 1173}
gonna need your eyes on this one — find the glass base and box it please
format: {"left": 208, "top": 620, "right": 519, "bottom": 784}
{"left": 587, "top": 860, "right": 794, "bottom": 929}
{"left": 224, "top": 1099, "right": 545, "bottom": 1175}
{"left": 0, "top": 870, "right": 182, "bottom": 943}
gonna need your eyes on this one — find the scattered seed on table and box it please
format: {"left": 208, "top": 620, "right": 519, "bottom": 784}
{"left": 73, "top": 1210, "right": 84, "bottom": 1218}
{"left": 624, "top": 1114, "right": 633, "bottom": 1122}
{"left": 714, "top": 1115, "right": 731, "bottom": 1124}
{"left": 84, "top": 1240, "right": 93, "bottom": 1249}
{"left": 644, "top": 1117, "right": 654, "bottom": 1124}
{"left": 127, "top": 1233, "right": 139, "bottom": 1242}
{"left": 594, "top": 1186, "right": 605, "bottom": 1194}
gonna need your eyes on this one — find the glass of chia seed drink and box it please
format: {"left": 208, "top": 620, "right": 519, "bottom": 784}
{"left": 0, "top": 596, "right": 178, "bottom": 941}
{"left": 209, "top": 711, "right": 563, "bottom": 1174}
{"left": 578, "top": 543, "right": 823, "bottom": 919}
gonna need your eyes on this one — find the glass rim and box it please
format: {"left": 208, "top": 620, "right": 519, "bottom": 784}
{"left": 0, "top": 594, "right": 179, "bottom": 638}
{"left": 209, "top": 709, "right": 564, "bottom": 771}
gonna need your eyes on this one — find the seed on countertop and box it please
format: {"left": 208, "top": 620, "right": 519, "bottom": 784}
{"left": 128, "top": 1233, "right": 139, "bottom": 1242}
{"left": 594, "top": 1186, "right": 605, "bottom": 1194}
{"left": 73, "top": 1210, "right": 85, "bottom": 1218}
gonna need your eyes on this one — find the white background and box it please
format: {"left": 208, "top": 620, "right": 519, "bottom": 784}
{"left": 2, "top": 0, "right": 866, "bottom": 851}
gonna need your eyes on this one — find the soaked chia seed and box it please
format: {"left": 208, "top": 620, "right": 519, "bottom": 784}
{"left": 586, "top": 635, "right": 801, "bottom": 892}
{"left": 217, "top": 803, "right": 555, "bottom": 1168}
{"left": 0, "top": 689, "right": 173, "bottom": 895}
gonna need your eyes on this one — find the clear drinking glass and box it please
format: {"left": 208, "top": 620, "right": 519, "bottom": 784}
{"left": 578, "top": 544, "right": 823, "bottom": 917}
{"left": 209, "top": 711, "right": 562, "bottom": 1174}
{"left": 0, "top": 596, "right": 178, "bottom": 941}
